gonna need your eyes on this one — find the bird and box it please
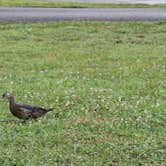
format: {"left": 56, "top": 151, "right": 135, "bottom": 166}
{"left": 2, "top": 92, "right": 53, "bottom": 122}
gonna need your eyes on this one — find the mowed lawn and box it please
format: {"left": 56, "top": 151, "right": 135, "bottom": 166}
{"left": 1, "top": 0, "right": 166, "bottom": 8}
{"left": 0, "top": 21, "right": 165, "bottom": 165}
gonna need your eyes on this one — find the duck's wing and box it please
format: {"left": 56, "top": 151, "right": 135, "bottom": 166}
{"left": 10, "top": 104, "right": 36, "bottom": 119}
{"left": 15, "top": 104, "right": 36, "bottom": 113}
{"left": 16, "top": 103, "right": 46, "bottom": 113}
{"left": 15, "top": 103, "right": 53, "bottom": 119}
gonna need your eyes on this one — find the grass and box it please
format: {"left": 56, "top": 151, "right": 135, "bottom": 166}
{"left": 0, "top": 21, "right": 166, "bottom": 165}
{"left": 0, "top": 0, "right": 166, "bottom": 8}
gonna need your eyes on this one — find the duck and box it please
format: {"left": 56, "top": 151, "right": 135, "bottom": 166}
{"left": 2, "top": 92, "right": 53, "bottom": 122}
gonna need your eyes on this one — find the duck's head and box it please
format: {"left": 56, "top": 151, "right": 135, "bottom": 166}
{"left": 2, "top": 92, "right": 14, "bottom": 101}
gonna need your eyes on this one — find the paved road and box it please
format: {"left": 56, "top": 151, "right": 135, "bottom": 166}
{"left": 35, "top": 0, "right": 166, "bottom": 4}
{"left": 0, "top": 7, "right": 166, "bottom": 22}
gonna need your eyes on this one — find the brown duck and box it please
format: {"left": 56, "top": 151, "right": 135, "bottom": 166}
{"left": 2, "top": 92, "right": 53, "bottom": 121}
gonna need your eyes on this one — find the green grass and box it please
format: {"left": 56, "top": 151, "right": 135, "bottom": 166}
{"left": 0, "top": 0, "right": 166, "bottom": 8}
{"left": 0, "top": 21, "right": 166, "bottom": 165}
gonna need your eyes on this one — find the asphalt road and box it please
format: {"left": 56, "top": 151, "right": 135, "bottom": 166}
{"left": 37, "top": 0, "right": 166, "bottom": 4}
{"left": 0, "top": 7, "right": 166, "bottom": 22}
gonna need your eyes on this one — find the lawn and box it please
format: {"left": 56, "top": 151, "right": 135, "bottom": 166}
{"left": 0, "top": 0, "right": 166, "bottom": 8}
{"left": 0, "top": 21, "right": 165, "bottom": 165}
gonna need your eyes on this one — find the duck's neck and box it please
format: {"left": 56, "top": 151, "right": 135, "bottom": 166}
{"left": 9, "top": 96, "right": 15, "bottom": 106}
